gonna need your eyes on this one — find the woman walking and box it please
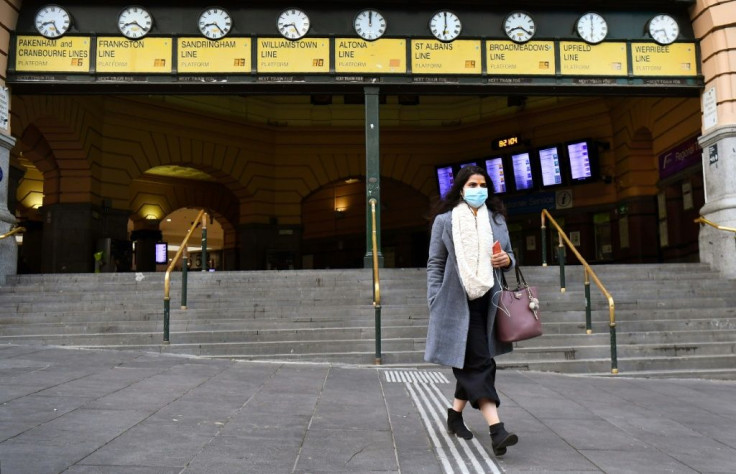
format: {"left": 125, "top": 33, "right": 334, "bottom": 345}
{"left": 425, "top": 165, "right": 518, "bottom": 456}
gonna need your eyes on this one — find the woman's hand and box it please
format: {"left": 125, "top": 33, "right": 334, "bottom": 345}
{"left": 491, "top": 251, "right": 511, "bottom": 269}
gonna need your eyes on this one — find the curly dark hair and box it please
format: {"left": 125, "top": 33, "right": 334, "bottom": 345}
{"left": 429, "top": 165, "right": 506, "bottom": 224}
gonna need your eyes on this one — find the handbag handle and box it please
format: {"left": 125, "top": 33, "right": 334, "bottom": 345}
{"left": 500, "top": 264, "right": 528, "bottom": 290}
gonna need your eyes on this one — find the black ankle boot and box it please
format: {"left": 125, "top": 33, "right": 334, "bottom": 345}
{"left": 489, "top": 422, "right": 518, "bottom": 456}
{"left": 447, "top": 408, "right": 473, "bottom": 440}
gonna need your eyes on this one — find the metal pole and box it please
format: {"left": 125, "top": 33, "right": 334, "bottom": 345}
{"left": 363, "top": 86, "right": 382, "bottom": 268}
{"left": 163, "top": 298, "right": 170, "bottom": 343}
{"left": 584, "top": 270, "right": 592, "bottom": 334}
{"left": 181, "top": 249, "right": 188, "bottom": 310}
{"left": 541, "top": 224, "right": 547, "bottom": 267}
{"left": 201, "top": 212, "right": 208, "bottom": 272}
{"left": 558, "top": 232, "right": 566, "bottom": 293}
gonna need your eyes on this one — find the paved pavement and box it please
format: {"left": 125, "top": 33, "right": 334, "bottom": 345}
{"left": 1, "top": 344, "right": 735, "bottom": 474}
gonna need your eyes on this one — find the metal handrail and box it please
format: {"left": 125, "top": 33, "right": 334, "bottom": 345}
{"left": 163, "top": 208, "right": 206, "bottom": 343}
{"left": 0, "top": 226, "right": 25, "bottom": 240}
{"left": 369, "top": 198, "right": 382, "bottom": 365}
{"left": 694, "top": 216, "right": 736, "bottom": 234}
{"left": 541, "top": 209, "right": 618, "bottom": 374}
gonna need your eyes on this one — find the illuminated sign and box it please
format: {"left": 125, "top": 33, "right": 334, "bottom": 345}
{"left": 631, "top": 42, "right": 697, "bottom": 76}
{"left": 96, "top": 37, "right": 172, "bottom": 73}
{"left": 15, "top": 36, "right": 90, "bottom": 72}
{"left": 493, "top": 135, "right": 521, "bottom": 149}
{"left": 177, "top": 37, "right": 251, "bottom": 73}
{"left": 559, "top": 42, "right": 627, "bottom": 76}
{"left": 411, "top": 39, "right": 481, "bottom": 74}
{"left": 257, "top": 38, "right": 330, "bottom": 73}
{"left": 334, "top": 38, "right": 406, "bottom": 74}
{"left": 486, "top": 41, "right": 555, "bottom": 75}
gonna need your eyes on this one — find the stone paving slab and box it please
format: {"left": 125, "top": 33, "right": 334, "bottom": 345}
{"left": 1, "top": 344, "right": 736, "bottom": 473}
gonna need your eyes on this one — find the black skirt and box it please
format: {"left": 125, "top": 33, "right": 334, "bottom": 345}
{"left": 452, "top": 291, "right": 501, "bottom": 409}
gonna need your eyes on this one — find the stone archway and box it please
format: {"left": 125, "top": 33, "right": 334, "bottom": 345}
{"left": 301, "top": 177, "right": 430, "bottom": 268}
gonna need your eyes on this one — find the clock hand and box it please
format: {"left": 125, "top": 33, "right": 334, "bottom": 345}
{"left": 203, "top": 22, "right": 223, "bottom": 33}
{"left": 369, "top": 11, "right": 373, "bottom": 26}
{"left": 123, "top": 21, "right": 145, "bottom": 30}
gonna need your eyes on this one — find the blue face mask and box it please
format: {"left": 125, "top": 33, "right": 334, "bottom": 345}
{"left": 463, "top": 187, "right": 488, "bottom": 208}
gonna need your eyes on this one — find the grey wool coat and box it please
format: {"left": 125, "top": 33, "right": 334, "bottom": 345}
{"left": 425, "top": 208, "right": 515, "bottom": 368}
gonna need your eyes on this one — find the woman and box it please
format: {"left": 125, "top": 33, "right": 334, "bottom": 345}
{"left": 425, "top": 165, "right": 518, "bottom": 456}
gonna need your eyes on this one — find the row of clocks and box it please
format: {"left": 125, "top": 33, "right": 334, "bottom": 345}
{"left": 34, "top": 5, "right": 682, "bottom": 46}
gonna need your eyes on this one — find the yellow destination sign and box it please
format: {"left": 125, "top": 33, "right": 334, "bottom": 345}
{"left": 15, "top": 36, "right": 90, "bottom": 73}
{"left": 177, "top": 38, "right": 251, "bottom": 73}
{"left": 257, "top": 38, "right": 330, "bottom": 73}
{"left": 559, "top": 42, "right": 627, "bottom": 76}
{"left": 486, "top": 41, "right": 555, "bottom": 75}
{"left": 334, "top": 38, "right": 406, "bottom": 74}
{"left": 411, "top": 39, "right": 481, "bottom": 74}
{"left": 631, "top": 43, "right": 697, "bottom": 76}
{"left": 96, "top": 37, "right": 172, "bottom": 74}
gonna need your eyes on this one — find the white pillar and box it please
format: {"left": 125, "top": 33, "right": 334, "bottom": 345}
{"left": 0, "top": 133, "right": 18, "bottom": 284}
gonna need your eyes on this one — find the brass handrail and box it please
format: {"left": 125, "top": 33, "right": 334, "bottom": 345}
{"left": 694, "top": 216, "right": 736, "bottom": 234}
{"left": 163, "top": 208, "right": 206, "bottom": 343}
{"left": 369, "top": 198, "right": 382, "bottom": 365}
{"left": 0, "top": 226, "right": 25, "bottom": 240}
{"left": 541, "top": 209, "right": 618, "bottom": 374}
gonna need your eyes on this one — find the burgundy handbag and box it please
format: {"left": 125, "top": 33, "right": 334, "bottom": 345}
{"left": 496, "top": 265, "right": 543, "bottom": 343}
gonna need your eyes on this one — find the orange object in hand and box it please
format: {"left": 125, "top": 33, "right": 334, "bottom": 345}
{"left": 493, "top": 241, "right": 502, "bottom": 254}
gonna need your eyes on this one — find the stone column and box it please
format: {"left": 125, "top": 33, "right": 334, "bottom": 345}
{"left": 0, "top": 133, "right": 18, "bottom": 285}
{"left": 692, "top": 1, "right": 736, "bottom": 277}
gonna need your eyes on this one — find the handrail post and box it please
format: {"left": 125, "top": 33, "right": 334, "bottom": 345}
{"left": 201, "top": 212, "right": 208, "bottom": 272}
{"left": 164, "top": 209, "right": 205, "bottom": 344}
{"left": 541, "top": 217, "right": 547, "bottom": 267}
{"left": 181, "top": 248, "right": 188, "bottom": 310}
{"left": 584, "top": 269, "right": 592, "bottom": 334}
{"left": 370, "top": 198, "right": 382, "bottom": 365}
{"left": 557, "top": 231, "right": 566, "bottom": 293}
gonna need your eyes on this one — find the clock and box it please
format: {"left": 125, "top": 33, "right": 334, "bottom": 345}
{"left": 429, "top": 10, "right": 461, "bottom": 42}
{"left": 199, "top": 7, "right": 232, "bottom": 40}
{"left": 354, "top": 9, "right": 386, "bottom": 41}
{"left": 277, "top": 8, "right": 310, "bottom": 40}
{"left": 576, "top": 12, "right": 608, "bottom": 44}
{"left": 118, "top": 6, "right": 153, "bottom": 39}
{"left": 35, "top": 4, "right": 71, "bottom": 39}
{"left": 504, "top": 12, "right": 535, "bottom": 43}
{"left": 648, "top": 14, "right": 679, "bottom": 45}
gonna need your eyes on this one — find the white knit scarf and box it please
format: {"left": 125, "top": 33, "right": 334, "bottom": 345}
{"left": 452, "top": 202, "right": 494, "bottom": 300}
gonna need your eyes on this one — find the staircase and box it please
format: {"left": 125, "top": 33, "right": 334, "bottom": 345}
{"left": 1, "top": 264, "right": 735, "bottom": 378}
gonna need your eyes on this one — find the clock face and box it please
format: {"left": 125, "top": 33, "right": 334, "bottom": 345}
{"left": 277, "top": 9, "right": 310, "bottom": 40}
{"left": 648, "top": 14, "right": 679, "bottom": 45}
{"left": 35, "top": 5, "right": 71, "bottom": 39}
{"left": 504, "top": 12, "right": 535, "bottom": 43}
{"left": 429, "top": 10, "right": 461, "bottom": 42}
{"left": 118, "top": 6, "right": 153, "bottom": 39}
{"left": 354, "top": 9, "right": 386, "bottom": 41}
{"left": 576, "top": 12, "right": 608, "bottom": 44}
{"left": 199, "top": 7, "right": 232, "bottom": 40}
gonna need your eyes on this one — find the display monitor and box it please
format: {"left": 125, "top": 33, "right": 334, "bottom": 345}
{"left": 155, "top": 242, "right": 168, "bottom": 264}
{"left": 538, "top": 145, "right": 564, "bottom": 187}
{"left": 435, "top": 165, "right": 455, "bottom": 198}
{"left": 566, "top": 140, "right": 595, "bottom": 182}
{"left": 511, "top": 152, "right": 534, "bottom": 191}
{"left": 484, "top": 157, "right": 507, "bottom": 194}
{"left": 459, "top": 161, "right": 479, "bottom": 168}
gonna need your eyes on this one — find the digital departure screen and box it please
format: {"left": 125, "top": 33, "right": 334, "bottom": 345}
{"left": 567, "top": 141, "right": 593, "bottom": 181}
{"left": 155, "top": 242, "right": 168, "bottom": 264}
{"left": 484, "top": 157, "right": 507, "bottom": 193}
{"left": 511, "top": 152, "right": 534, "bottom": 191}
{"left": 538, "top": 146, "right": 563, "bottom": 186}
{"left": 436, "top": 165, "right": 455, "bottom": 198}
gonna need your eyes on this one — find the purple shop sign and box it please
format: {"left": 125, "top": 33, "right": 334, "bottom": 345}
{"left": 659, "top": 136, "right": 701, "bottom": 179}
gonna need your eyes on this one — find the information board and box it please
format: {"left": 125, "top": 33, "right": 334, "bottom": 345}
{"left": 334, "top": 38, "right": 406, "bottom": 74}
{"left": 257, "top": 38, "right": 330, "bottom": 73}
{"left": 411, "top": 39, "right": 481, "bottom": 74}
{"left": 15, "top": 36, "right": 90, "bottom": 73}
{"left": 511, "top": 152, "right": 534, "bottom": 191}
{"left": 486, "top": 41, "right": 555, "bottom": 75}
{"left": 538, "top": 146, "right": 563, "bottom": 186}
{"left": 96, "top": 37, "right": 172, "bottom": 73}
{"left": 177, "top": 38, "right": 251, "bottom": 73}
{"left": 559, "top": 42, "right": 627, "bottom": 76}
{"left": 631, "top": 43, "right": 697, "bottom": 76}
{"left": 485, "top": 157, "right": 507, "bottom": 193}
